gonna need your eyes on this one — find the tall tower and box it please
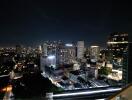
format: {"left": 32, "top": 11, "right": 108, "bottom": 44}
{"left": 40, "top": 43, "right": 48, "bottom": 72}
{"left": 107, "top": 32, "right": 128, "bottom": 64}
{"left": 38, "top": 45, "right": 42, "bottom": 54}
{"left": 58, "top": 43, "right": 76, "bottom": 64}
{"left": 90, "top": 45, "right": 100, "bottom": 60}
{"left": 77, "top": 41, "right": 84, "bottom": 59}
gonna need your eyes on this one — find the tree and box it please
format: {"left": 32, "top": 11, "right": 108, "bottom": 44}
{"left": 99, "top": 66, "right": 112, "bottom": 76}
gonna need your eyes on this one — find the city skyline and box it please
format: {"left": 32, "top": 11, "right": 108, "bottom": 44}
{"left": 0, "top": 0, "right": 131, "bottom": 46}
{"left": 0, "top": 0, "right": 132, "bottom": 99}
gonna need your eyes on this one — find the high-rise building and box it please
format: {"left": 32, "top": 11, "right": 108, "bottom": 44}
{"left": 42, "top": 43, "right": 48, "bottom": 56}
{"left": 106, "top": 32, "right": 129, "bottom": 84}
{"left": 107, "top": 32, "right": 128, "bottom": 58}
{"left": 40, "top": 54, "right": 56, "bottom": 72}
{"left": 46, "top": 55, "right": 56, "bottom": 68}
{"left": 77, "top": 41, "right": 84, "bottom": 59}
{"left": 122, "top": 43, "right": 132, "bottom": 85}
{"left": 38, "top": 45, "right": 42, "bottom": 54}
{"left": 90, "top": 45, "right": 100, "bottom": 60}
{"left": 40, "top": 55, "right": 47, "bottom": 72}
{"left": 58, "top": 43, "right": 76, "bottom": 64}
{"left": 40, "top": 43, "right": 48, "bottom": 72}
{"left": 46, "top": 41, "right": 57, "bottom": 56}
{"left": 41, "top": 41, "right": 63, "bottom": 70}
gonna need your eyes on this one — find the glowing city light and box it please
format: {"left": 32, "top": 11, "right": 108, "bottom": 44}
{"left": 2, "top": 85, "right": 12, "bottom": 92}
{"left": 107, "top": 41, "right": 128, "bottom": 44}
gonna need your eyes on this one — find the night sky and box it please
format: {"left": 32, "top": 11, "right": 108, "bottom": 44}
{"left": 0, "top": 0, "right": 131, "bottom": 47}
